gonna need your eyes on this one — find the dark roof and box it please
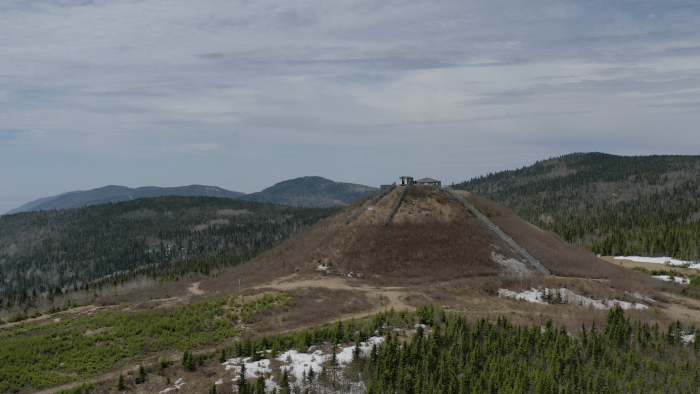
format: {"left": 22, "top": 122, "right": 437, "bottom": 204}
{"left": 399, "top": 176, "right": 414, "bottom": 179}
{"left": 415, "top": 177, "right": 441, "bottom": 183}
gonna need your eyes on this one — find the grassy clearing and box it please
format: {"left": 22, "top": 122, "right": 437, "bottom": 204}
{"left": 0, "top": 292, "right": 291, "bottom": 393}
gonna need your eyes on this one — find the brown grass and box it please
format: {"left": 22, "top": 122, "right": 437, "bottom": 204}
{"left": 459, "top": 191, "right": 665, "bottom": 296}
{"left": 227, "top": 186, "right": 662, "bottom": 301}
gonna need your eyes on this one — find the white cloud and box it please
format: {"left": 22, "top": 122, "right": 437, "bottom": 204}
{"left": 1, "top": 0, "right": 700, "bottom": 196}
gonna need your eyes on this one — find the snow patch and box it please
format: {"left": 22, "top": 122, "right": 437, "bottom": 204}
{"left": 626, "top": 291, "right": 656, "bottom": 303}
{"left": 615, "top": 256, "right": 700, "bottom": 269}
{"left": 222, "top": 357, "right": 271, "bottom": 376}
{"left": 276, "top": 349, "right": 326, "bottom": 385}
{"left": 499, "top": 288, "right": 648, "bottom": 310}
{"left": 159, "top": 378, "right": 186, "bottom": 393}
{"left": 653, "top": 275, "right": 690, "bottom": 285}
{"left": 215, "top": 379, "right": 223, "bottom": 385}
{"left": 274, "top": 337, "right": 385, "bottom": 388}
{"left": 491, "top": 252, "right": 532, "bottom": 276}
{"left": 316, "top": 265, "right": 330, "bottom": 273}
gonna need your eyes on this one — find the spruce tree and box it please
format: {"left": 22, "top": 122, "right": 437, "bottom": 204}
{"left": 238, "top": 363, "right": 249, "bottom": 394}
{"left": 116, "top": 373, "right": 125, "bottom": 390}
{"left": 135, "top": 364, "right": 146, "bottom": 384}
{"left": 256, "top": 375, "right": 266, "bottom": 394}
{"left": 280, "top": 368, "right": 291, "bottom": 394}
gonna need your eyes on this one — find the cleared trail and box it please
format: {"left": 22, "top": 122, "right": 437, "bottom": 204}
{"left": 444, "top": 186, "right": 550, "bottom": 276}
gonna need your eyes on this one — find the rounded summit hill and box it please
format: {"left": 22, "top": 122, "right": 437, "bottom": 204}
{"left": 238, "top": 185, "right": 629, "bottom": 284}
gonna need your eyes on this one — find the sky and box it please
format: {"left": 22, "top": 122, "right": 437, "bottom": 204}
{"left": 2, "top": 0, "right": 700, "bottom": 214}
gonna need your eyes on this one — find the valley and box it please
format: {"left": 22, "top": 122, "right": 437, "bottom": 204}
{"left": 1, "top": 155, "right": 700, "bottom": 393}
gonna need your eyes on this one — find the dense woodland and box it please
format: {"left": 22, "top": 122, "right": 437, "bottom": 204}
{"left": 360, "top": 306, "right": 700, "bottom": 394}
{"left": 0, "top": 196, "right": 340, "bottom": 301}
{"left": 454, "top": 153, "right": 700, "bottom": 260}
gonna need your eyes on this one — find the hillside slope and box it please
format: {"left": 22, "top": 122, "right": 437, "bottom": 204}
{"left": 4, "top": 191, "right": 83, "bottom": 215}
{"left": 0, "top": 196, "right": 339, "bottom": 299}
{"left": 240, "top": 176, "right": 378, "bottom": 207}
{"left": 5, "top": 177, "right": 377, "bottom": 214}
{"left": 10, "top": 185, "right": 245, "bottom": 213}
{"left": 453, "top": 153, "right": 700, "bottom": 260}
{"left": 241, "top": 184, "right": 649, "bottom": 288}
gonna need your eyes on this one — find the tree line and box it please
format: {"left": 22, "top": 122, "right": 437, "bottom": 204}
{"left": 0, "top": 196, "right": 340, "bottom": 302}
{"left": 454, "top": 153, "right": 700, "bottom": 260}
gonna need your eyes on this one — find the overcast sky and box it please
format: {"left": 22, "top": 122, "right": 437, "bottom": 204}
{"left": 2, "top": 0, "right": 700, "bottom": 213}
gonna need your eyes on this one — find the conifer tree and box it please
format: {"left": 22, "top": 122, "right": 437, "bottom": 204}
{"left": 256, "top": 375, "right": 266, "bottom": 394}
{"left": 238, "top": 363, "right": 249, "bottom": 394}
{"left": 280, "top": 368, "right": 291, "bottom": 394}
{"left": 134, "top": 364, "right": 146, "bottom": 384}
{"left": 352, "top": 340, "right": 361, "bottom": 365}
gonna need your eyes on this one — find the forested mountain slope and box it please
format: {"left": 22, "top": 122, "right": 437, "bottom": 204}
{"left": 0, "top": 196, "right": 340, "bottom": 300}
{"left": 6, "top": 185, "right": 245, "bottom": 214}
{"left": 241, "top": 176, "right": 378, "bottom": 207}
{"left": 5, "top": 177, "right": 377, "bottom": 214}
{"left": 453, "top": 153, "right": 700, "bottom": 260}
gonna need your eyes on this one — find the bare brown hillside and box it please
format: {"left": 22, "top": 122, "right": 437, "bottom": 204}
{"left": 229, "top": 185, "right": 657, "bottom": 291}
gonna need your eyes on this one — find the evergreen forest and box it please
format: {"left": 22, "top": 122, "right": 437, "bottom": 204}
{"left": 0, "top": 196, "right": 340, "bottom": 301}
{"left": 453, "top": 153, "right": 700, "bottom": 260}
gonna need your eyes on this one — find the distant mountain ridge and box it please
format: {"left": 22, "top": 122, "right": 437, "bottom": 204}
{"left": 4, "top": 177, "right": 378, "bottom": 214}
{"left": 241, "top": 176, "right": 378, "bottom": 208}
{"left": 5, "top": 190, "right": 84, "bottom": 214}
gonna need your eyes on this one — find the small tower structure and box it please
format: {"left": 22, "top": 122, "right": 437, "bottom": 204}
{"left": 399, "top": 176, "right": 414, "bottom": 186}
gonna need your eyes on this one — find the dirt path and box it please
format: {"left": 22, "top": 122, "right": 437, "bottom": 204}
{"left": 1, "top": 304, "right": 103, "bottom": 330}
{"left": 188, "top": 281, "right": 205, "bottom": 295}
{"left": 257, "top": 274, "right": 414, "bottom": 317}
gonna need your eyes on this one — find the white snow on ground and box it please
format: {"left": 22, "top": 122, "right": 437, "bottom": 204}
{"left": 491, "top": 252, "right": 532, "bottom": 276}
{"left": 653, "top": 275, "right": 690, "bottom": 285}
{"left": 220, "top": 336, "right": 385, "bottom": 393}
{"left": 223, "top": 357, "right": 271, "bottom": 376}
{"left": 316, "top": 265, "right": 330, "bottom": 273}
{"left": 682, "top": 334, "right": 696, "bottom": 344}
{"left": 223, "top": 358, "right": 278, "bottom": 393}
{"left": 615, "top": 256, "right": 700, "bottom": 269}
{"left": 159, "top": 378, "right": 186, "bottom": 393}
{"left": 336, "top": 337, "right": 385, "bottom": 365}
{"left": 499, "top": 288, "right": 648, "bottom": 310}
{"left": 274, "top": 337, "right": 385, "bottom": 387}
{"left": 626, "top": 291, "right": 657, "bottom": 303}
{"left": 276, "top": 349, "right": 326, "bottom": 384}
{"left": 499, "top": 288, "right": 545, "bottom": 304}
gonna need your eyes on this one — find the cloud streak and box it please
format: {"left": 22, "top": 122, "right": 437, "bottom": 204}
{"left": 1, "top": 0, "right": 700, "bottom": 199}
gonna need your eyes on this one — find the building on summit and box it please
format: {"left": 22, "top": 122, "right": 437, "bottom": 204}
{"left": 415, "top": 177, "right": 442, "bottom": 187}
{"left": 399, "top": 176, "right": 414, "bottom": 186}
